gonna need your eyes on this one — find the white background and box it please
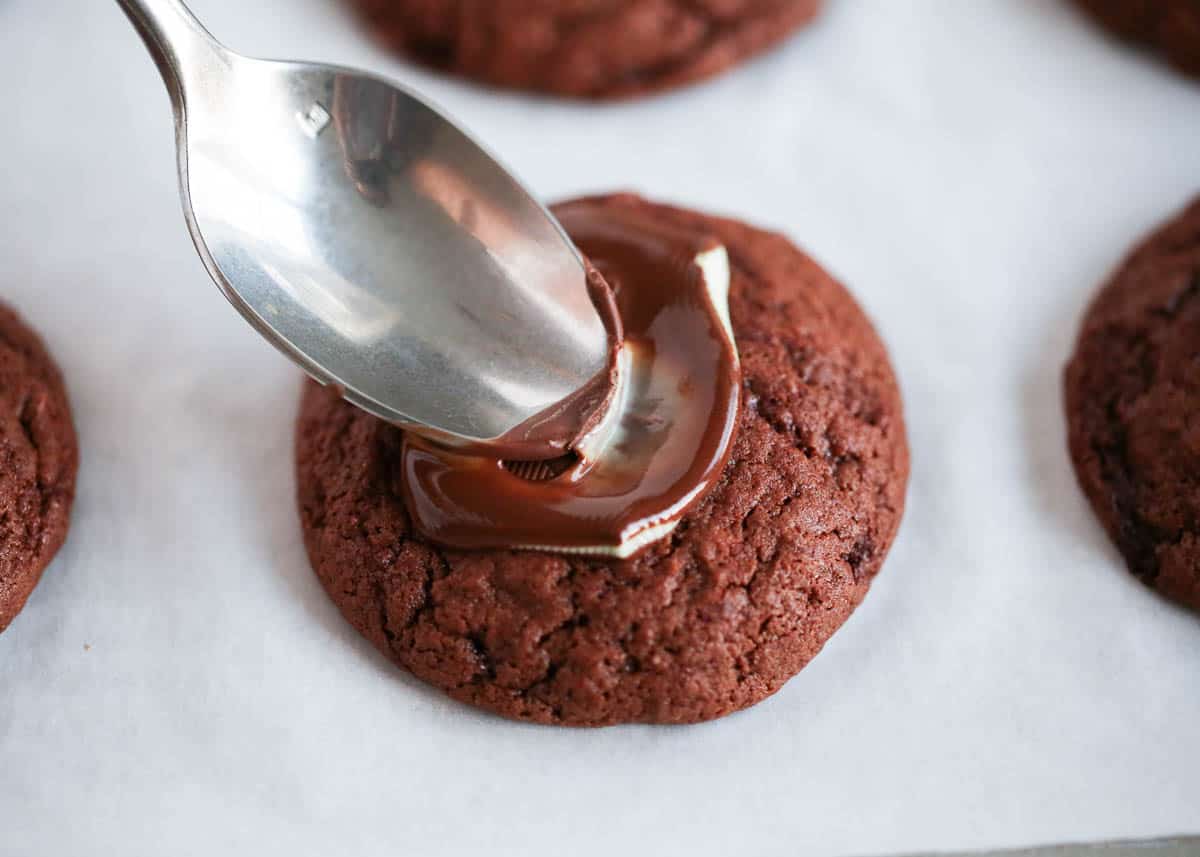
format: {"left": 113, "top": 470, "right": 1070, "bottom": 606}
{"left": 2, "top": 1, "right": 1199, "bottom": 855}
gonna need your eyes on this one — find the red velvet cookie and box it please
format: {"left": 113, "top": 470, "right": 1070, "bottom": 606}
{"left": 343, "top": 0, "right": 824, "bottom": 98}
{"left": 296, "top": 194, "right": 909, "bottom": 726}
{"left": 0, "top": 303, "right": 78, "bottom": 633}
{"left": 1072, "top": 0, "right": 1200, "bottom": 78}
{"left": 1065, "top": 196, "right": 1200, "bottom": 612}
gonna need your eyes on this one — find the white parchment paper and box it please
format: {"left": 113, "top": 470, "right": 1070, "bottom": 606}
{"left": 2, "top": 1, "right": 1199, "bottom": 854}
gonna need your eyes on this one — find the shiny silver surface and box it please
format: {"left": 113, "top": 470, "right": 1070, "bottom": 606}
{"left": 115, "top": 0, "right": 608, "bottom": 449}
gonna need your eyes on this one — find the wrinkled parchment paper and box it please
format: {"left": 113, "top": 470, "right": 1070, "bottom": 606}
{"left": 2, "top": 1, "right": 1198, "bottom": 854}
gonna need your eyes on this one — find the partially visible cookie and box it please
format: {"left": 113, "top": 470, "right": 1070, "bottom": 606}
{"left": 1071, "top": 0, "right": 1200, "bottom": 78}
{"left": 296, "top": 193, "right": 909, "bottom": 726}
{"left": 0, "top": 303, "right": 78, "bottom": 633}
{"left": 1065, "top": 196, "right": 1200, "bottom": 612}
{"left": 343, "top": 0, "right": 823, "bottom": 99}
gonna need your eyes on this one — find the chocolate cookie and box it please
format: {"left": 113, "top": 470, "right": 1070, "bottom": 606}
{"left": 1071, "top": 0, "right": 1200, "bottom": 78}
{"left": 1065, "top": 196, "right": 1200, "bottom": 612}
{"left": 343, "top": 0, "right": 823, "bottom": 99}
{"left": 296, "top": 194, "right": 909, "bottom": 726}
{"left": 0, "top": 303, "right": 78, "bottom": 633}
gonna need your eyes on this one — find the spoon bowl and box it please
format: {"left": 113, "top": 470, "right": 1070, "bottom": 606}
{"left": 116, "top": 0, "right": 612, "bottom": 452}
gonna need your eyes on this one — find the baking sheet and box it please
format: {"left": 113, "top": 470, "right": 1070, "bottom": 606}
{"left": 2, "top": 1, "right": 1199, "bottom": 855}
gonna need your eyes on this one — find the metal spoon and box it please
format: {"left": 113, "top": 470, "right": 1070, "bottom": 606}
{"left": 114, "top": 0, "right": 612, "bottom": 455}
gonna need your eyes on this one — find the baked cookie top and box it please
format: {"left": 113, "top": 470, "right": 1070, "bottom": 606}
{"left": 296, "top": 194, "right": 909, "bottom": 725}
{"left": 0, "top": 303, "right": 78, "bottom": 633}
{"left": 1065, "top": 196, "right": 1200, "bottom": 611}
{"left": 343, "top": 0, "right": 823, "bottom": 98}
{"left": 1072, "top": 0, "right": 1200, "bottom": 78}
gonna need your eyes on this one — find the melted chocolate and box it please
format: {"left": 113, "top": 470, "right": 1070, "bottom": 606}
{"left": 401, "top": 199, "right": 741, "bottom": 556}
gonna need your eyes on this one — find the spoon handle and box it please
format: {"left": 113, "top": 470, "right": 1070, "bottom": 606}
{"left": 114, "top": 0, "right": 228, "bottom": 106}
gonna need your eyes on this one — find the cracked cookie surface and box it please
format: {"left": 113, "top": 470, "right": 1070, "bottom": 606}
{"left": 0, "top": 303, "right": 78, "bottom": 633}
{"left": 342, "top": 0, "right": 823, "bottom": 98}
{"left": 295, "top": 194, "right": 909, "bottom": 726}
{"left": 1065, "top": 196, "right": 1200, "bottom": 612}
{"left": 1072, "top": 0, "right": 1200, "bottom": 78}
